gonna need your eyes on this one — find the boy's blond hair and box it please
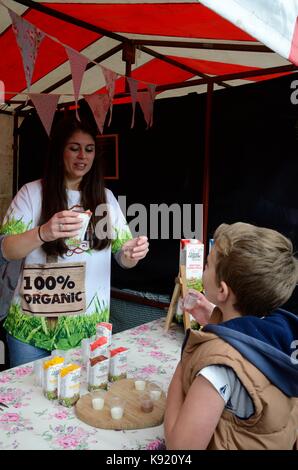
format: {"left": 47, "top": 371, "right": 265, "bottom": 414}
{"left": 213, "top": 222, "right": 298, "bottom": 316}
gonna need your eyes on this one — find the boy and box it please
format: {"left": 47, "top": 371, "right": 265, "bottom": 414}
{"left": 164, "top": 222, "right": 298, "bottom": 449}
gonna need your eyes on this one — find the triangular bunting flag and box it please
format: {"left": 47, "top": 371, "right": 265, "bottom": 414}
{"left": 101, "top": 66, "right": 118, "bottom": 126}
{"left": 84, "top": 93, "right": 110, "bottom": 134}
{"left": 9, "top": 9, "right": 44, "bottom": 92}
{"left": 65, "top": 46, "right": 89, "bottom": 121}
{"left": 29, "top": 93, "right": 60, "bottom": 136}
{"left": 138, "top": 84, "right": 156, "bottom": 128}
{"left": 127, "top": 77, "right": 139, "bottom": 129}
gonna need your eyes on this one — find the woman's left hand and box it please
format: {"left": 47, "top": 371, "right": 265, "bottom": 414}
{"left": 122, "top": 236, "right": 149, "bottom": 262}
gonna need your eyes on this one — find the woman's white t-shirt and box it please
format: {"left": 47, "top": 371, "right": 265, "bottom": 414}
{"left": 2, "top": 180, "right": 132, "bottom": 350}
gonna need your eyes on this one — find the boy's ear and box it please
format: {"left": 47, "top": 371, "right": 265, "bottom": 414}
{"left": 217, "top": 281, "right": 229, "bottom": 303}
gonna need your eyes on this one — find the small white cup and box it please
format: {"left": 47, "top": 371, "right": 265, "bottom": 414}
{"left": 134, "top": 379, "right": 146, "bottom": 391}
{"left": 109, "top": 396, "right": 125, "bottom": 420}
{"left": 148, "top": 381, "right": 163, "bottom": 401}
{"left": 33, "top": 359, "right": 43, "bottom": 387}
{"left": 91, "top": 390, "right": 106, "bottom": 410}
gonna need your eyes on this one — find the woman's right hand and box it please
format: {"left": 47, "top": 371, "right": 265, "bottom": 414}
{"left": 39, "top": 210, "right": 83, "bottom": 242}
{"left": 183, "top": 290, "right": 215, "bottom": 325}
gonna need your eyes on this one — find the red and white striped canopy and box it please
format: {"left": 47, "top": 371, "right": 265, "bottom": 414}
{"left": 0, "top": 0, "right": 297, "bottom": 111}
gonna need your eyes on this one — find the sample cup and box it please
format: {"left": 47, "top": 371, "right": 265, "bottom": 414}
{"left": 33, "top": 359, "right": 43, "bottom": 387}
{"left": 109, "top": 396, "right": 125, "bottom": 420}
{"left": 134, "top": 378, "right": 146, "bottom": 391}
{"left": 140, "top": 392, "right": 154, "bottom": 413}
{"left": 91, "top": 390, "right": 106, "bottom": 410}
{"left": 148, "top": 382, "right": 162, "bottom": 401}
{"left": 183, "top": 291, "right": 198, "bottom": 310}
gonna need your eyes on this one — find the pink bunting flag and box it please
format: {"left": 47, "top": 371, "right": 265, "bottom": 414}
{"left": 127, "top": 77, "right": 139, "bottom": 129}
{"left": 137, "top": 84, "right": 157, "bottom": 128}
{"left": 101, "top": 66, "right": 118, "bottom": 125}
{"left": 8, "top": 9, "right": 44, "bottom": 92}
{"left": 65, "top": 46, "right": 89, "bottom": 121}
{"left": 84, "top": 93, "right": 110, "bottom": 134}
{"left": 29, "top": 93, "right": 60, "bottom": 136}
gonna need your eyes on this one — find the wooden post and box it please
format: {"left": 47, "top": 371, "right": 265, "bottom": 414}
{"left": 179, "top": 265, "right": 191, "bottom": 330}
{"left": 164, "top": 265, "right": 191, "bottom": 332}
{"left": 164, "top": 277, "right": 181, "bottom": 331}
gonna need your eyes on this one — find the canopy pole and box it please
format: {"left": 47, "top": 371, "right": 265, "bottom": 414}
{"left": 12, "top": 112, "right": 19, "bottom": 196}
{"left": 202, "top": 82, "right": 213, "bottom": 255}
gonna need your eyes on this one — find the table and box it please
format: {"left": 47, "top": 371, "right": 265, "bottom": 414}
{"left": 0, "top": 318, "right": 184, "bottom": 450}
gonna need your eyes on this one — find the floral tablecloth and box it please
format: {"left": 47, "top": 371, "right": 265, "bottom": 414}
{"left": 0, "top": 318, "right": 184, "bottom": 450}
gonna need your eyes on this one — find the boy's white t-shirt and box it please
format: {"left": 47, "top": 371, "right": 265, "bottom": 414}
{"left": 2, "top": 180, "right": 132, "bottom": 350}
{"left": 198, "top": 365, "right": 254, "bottom": 418}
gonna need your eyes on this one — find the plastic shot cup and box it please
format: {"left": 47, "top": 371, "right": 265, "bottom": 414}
{"left": 109, "top": 396, "right": 125, "bottom": 420}
{"left": 91, "top": 390, "right": 106, "bottom": 410}
{"left": 134, "top": 378, "right": 146, "bottom": 391}
{"left": 183, "top": 291, "right": 198, "bottom": 310}
{"left": 33, "top": 359, "right": 43, "bottom": 387}
{"left": 140, "top": 392, "right": 154, "bottom": 413}
{"left": 76, "top": 211, "right": 91, "bottom": 241}
{"left": 148, "top": 381, "right": 163, "bottom": 401}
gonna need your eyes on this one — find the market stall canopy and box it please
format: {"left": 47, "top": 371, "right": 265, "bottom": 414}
{"left": 0, "top": 0, "right": 297, "bottom": 113}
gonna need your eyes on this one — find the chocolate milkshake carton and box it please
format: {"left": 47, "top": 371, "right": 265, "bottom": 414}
{"left": 87, "top": 355, "right": 110, "bottom": 391}
{"left": 108, "top": 347, "right": 128, "bottom": 382}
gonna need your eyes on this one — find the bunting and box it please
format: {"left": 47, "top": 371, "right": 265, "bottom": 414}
{"left": 5, "top": 7, "right": 158, "bottom": 130}
{"left": 84, "top": 93, "right": 110, "bottom": 134}
{"left": 29, "top": 93, "right": 60, "bottom": 136}
{"left": 101, "top": 66, "right": 118, "bottom": 125}
{"left": 8, "top": 9, "right": 44, "bottom": 92}
{"left": 138, "top": 84, "right": 156, "bottom": 128}
{"left": 127, "top": 77, "right": 139, "bottom": 129}
{"left": 65, "top": 46, "right": 89, "bottom": 121}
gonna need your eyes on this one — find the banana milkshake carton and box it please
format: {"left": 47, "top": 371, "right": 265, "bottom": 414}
{"left": 58, "top": 364, "right": 81, "bottom": 407}
{"left": 43, "top": 356, "right": 65, "bottom": 400}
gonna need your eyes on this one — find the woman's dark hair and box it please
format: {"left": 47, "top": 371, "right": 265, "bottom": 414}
{"left": 40, "top": 116, "right": 111, "bottom": 257}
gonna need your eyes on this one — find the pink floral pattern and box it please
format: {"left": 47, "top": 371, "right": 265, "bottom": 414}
{"left": 0, "top": 318, "right": 184, "bottom": 449}
{"left": 43, "top": 424, "right": 97, "bottom": 450}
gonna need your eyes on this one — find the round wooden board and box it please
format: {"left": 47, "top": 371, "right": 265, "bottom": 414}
{"left": 75, "top": 378, "right": 166, "bottom": 430}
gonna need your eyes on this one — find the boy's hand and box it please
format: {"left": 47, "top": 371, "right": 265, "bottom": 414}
{"left": 183, "top": 290, "right": 215, "bottom": 325}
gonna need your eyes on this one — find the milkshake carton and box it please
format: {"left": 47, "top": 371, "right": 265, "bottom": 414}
{"left": 96, "top": 322, "right": 112, "bottom": 347}
{"left": 87, "top": 355, "right": 110, "bottom": 391}
{"left": 43, "top": 356, "right": 65, "bottom": 400}
{"left": 180, "top": 239, "right": 204, "bottom": 292}
{"left": 66, "top": 205, "right": 92, "bottom": 247}
{"left": 58, "top": 364, "right": 81, "bottom": 407}
{"left": 89, "top": 336, "right": 108, "bottom": 359}
{"left": 109, "top": 347, "right": 128, "bottom": 382}
{"left": 178, "top": 239, "right": 204, "bottom": 329}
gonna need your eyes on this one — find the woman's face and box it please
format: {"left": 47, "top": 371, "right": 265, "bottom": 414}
{"left": 63, "top": 130, "right": 96, "bottom": 189}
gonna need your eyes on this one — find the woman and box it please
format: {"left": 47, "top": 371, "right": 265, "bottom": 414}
{"left": 0, "top": 117, "right": 149, "bottom": 367}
